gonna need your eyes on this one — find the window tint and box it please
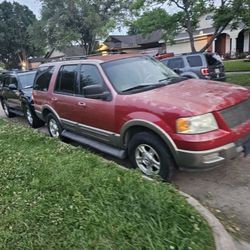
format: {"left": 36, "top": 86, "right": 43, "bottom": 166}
{"left": 79, "top": 64, "right": 105, "bottom": 96}
{"left": 34, "top": 66, "right": 55, "bottom": 91}
{"left": 55, "top": 65, "right": 78, "bottom": 94}
{"left": 167, "top": 58, "right": 184, "bottom": 69}
{"left": 187, "top": 56, "right": 203, "bottom": 67}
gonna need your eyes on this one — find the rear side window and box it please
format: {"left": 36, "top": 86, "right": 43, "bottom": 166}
{"left": 34, "top": 66, "right": 55, "bottom": 91}
{"left": 167, "top": 58, "right": 184, "bottom": 69}
{"left": 187, "top": 56, "right": 203, "bottom": 67}
{"left": 54, "top": 65, "right": 78, "bottom": 94}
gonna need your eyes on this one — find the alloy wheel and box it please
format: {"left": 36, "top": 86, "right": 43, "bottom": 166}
{"left": 135, "top": 144, "right": 161, "bottom": 176}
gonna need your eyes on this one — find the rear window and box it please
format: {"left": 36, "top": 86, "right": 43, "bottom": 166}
{"left": 205, "top": 53, "right": 223, "bottom": 66}
{"left": 186, "top": 56, "right": 203, "bottom": 67}
{"left": 18, "top": 72, "right": 36, "bottom": 88}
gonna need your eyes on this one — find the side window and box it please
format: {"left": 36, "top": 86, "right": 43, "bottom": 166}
{"left": 186, "top": 56, "right": 203, "bottom": 67}
{"left": 34, "top": 66, "right": 55, "bottom": 91}
{"left": 54, "top": 65, "right": 78, "bottom": 94}
{"left": 11, "top": 77, "right": 18, "bottom": 87}
{"left": 79, "top": 64, "right": 106, "bottom": 96}
{"left": 3, "top": 76, "right": 11, "bottom": 87}
{"left": 167, "top": 58, "right": 184, "bottom": 69}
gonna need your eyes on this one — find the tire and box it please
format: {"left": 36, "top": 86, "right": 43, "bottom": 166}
{"left": 1, "top": 100, "right": 15, "bottom": 118}
{"left": 47, "top": 113, "right": 68, "bottom": 142}
{"left": 24, "top": 104, "right": 45, "bottom": 128}
{"left": 128, "top": 132, "right": 175, "bottom": 181}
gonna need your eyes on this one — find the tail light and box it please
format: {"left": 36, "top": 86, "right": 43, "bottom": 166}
{"left": 201, "top": 68, "right": 209, "bottom": 76}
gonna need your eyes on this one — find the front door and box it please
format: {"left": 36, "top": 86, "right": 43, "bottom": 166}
{"left": 76, "top": 64, "right": 115, "bottom": 143}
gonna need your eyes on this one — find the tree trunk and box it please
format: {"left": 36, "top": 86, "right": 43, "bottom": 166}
{"left": 199, "top": 22, "right": 229, "bottom": 52}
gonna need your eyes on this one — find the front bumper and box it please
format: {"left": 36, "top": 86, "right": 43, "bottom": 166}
{"left": 176, "top": 135, "right": 250, "bottom": 170}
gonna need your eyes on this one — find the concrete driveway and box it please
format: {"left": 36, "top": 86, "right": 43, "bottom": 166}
{"left": 0, "top": 104, "right": 250, "bottom": 244}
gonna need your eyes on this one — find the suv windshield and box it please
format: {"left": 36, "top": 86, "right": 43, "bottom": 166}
{"left": 205, "top": 53, "right": 223, "bottom": 66}
{"left": 102, "top": 56, "right": 180, "bottom": 93}
{"left": 18, "top": 72, "right": 36, "bottom": 88}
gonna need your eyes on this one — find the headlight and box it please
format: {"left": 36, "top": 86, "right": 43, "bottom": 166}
{"left": 176, "top": 113, "right": 218, "bottom": 134}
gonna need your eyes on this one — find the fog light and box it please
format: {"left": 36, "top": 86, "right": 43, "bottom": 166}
{"left": 203, "top": 153, "right": 223, "bottom": 163}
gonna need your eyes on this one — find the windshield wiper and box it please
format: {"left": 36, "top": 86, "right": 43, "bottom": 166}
{"left": 121, "top": 83, "right": 167, "bottom": 93}
{"left": 23, "top": 85, "right": 33, "bottom": 89}
{"left": 159, "top": 76, "right": 187, "bottom": 84}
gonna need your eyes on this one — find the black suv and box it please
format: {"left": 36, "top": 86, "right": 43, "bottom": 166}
{"left": 161, "top": 52, "right": 226, "bottom": 81}
{"left": 0, "top": 70, "right": 44, "bottom": 128}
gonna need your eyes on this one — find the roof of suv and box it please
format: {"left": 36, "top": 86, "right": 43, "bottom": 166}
{"left": 40, "top": 54, "right": 144, "bottom": 67}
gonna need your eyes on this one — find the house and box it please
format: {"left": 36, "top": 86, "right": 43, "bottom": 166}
{"left": 103, "top": 14, "right": 249, "bottom": 57}
{"left": 103, "top": 30, "right": 166, "bottom": 55}
{"left": 27, "top": 46, "right": 86, "bottom": 69}
{"left": 167, "top": 14, "right": 250, "bottom": 56}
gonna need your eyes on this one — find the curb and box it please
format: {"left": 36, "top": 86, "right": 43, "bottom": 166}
{"left": 179, "top": 191, "right": 236, "bottom": 250}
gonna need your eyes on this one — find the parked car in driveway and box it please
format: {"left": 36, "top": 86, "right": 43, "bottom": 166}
{"left": 0, "top": 70, "right": 44, "bottom": 128}
{"left": 161, "top": 52, "right": 226, "bottom": 81}
{"left": 32, "top": 54, "right": 250, "bottom": 180}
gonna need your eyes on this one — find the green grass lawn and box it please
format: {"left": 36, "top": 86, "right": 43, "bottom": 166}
{"left": 0, "top": 120, "right": 214, "bottom": 250}
{"left": 226, "top": 73, "right": 250, "bottom": 86}
{"left": 224, "top": 60, "right": 250, "bottom": 72}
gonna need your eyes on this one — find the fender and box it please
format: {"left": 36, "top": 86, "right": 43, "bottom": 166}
{"left": 120, "top": 119, "right": 178, "bottom": 161}
{"left": 41, "top": 105, "right": 61, "bottom": 122}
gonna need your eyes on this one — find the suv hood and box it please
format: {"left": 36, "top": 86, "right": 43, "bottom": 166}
{"left": 125, "top": 79, "right": 250, "bottom": 116}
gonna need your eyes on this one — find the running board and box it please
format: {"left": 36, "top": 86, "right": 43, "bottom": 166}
{"left": 9, "top": 108, "right": 24, "bottom": 116}
{"left": 61, "top": 130, "right": 126, "bottom": 159}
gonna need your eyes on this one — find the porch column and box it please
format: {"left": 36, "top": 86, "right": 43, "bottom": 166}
{"left": 230, "top": 31, "right": 240, "bottom": 57}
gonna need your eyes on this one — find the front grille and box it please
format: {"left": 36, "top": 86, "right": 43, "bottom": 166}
{"left": 220, "top": 98, "right": 250, "bottom": 128}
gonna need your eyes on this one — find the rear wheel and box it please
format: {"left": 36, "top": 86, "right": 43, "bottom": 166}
{"left": 1, "top": 100, "right": 15, "bottom": 118}
{"left": 47, "top": 113, "right": 68, "bottom": 142}
{"left": 24, "top": 104, "right": 45, "bottom": 128}
{"left": 128, "top": 132, "right": 175, "bottom": 181}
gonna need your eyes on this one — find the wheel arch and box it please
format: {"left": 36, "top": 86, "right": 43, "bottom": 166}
{"left": 120, "top": 120, "right": 178, "bottom": 162}
{"left": 41, "top": 105, "right": 61, "bottom": 122}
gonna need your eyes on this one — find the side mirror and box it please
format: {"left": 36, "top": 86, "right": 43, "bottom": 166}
{"left": 9, "top": 84, "right": 17, "bottom": 90}
{"left": 83, "top": 85, "right": 111, "bottom": 101}
{"left": 173, "top": 68, "right": 182, "bottom": 74}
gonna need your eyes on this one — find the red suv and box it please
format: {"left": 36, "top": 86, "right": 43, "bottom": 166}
{"left": 33, "top": 55, "right": 250, "bottom": 180}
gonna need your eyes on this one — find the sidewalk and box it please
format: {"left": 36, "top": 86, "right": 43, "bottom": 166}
{"left": 226, "top": 71, "right": 250, "bottom": 75}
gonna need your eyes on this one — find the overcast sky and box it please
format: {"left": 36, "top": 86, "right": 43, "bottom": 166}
{"left": 0, "top": 0, "right": 41, "bottom": 17}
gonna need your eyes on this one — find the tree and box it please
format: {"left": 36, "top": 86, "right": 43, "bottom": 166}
{"left": 128, "top": 8, "right": 181, "bottom": 44}
{"left": 129, "top": 0, "right": 247, "bottom": 53}
{"left": 0, "top": 1, "right": 42, "bottom": 69}
{"left": 33, "top": 0, "right": 131, "bottom": 54}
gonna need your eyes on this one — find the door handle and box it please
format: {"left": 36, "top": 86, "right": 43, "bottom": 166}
{"left": 51, "top": 97, "right": 58, "bottom": 101}
{"left": 78, "top": 102, "right": 86, "bottom": 107}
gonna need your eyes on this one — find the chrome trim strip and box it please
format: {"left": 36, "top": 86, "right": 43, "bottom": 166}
{"left": 61, "top": 117, "right": 120, "bottom": 137}
{"left": 177, "top": 143, "right": 235, "bottom": 154}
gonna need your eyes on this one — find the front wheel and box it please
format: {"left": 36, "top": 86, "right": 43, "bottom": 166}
{"left": 24, "top": 105, "right": 45, "bottom": 128}
{"left": 1, "top": 100, "right": 15, "bottom": 118}
{"left": 128, "top": 132, "right": 175, "bottom": 181}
